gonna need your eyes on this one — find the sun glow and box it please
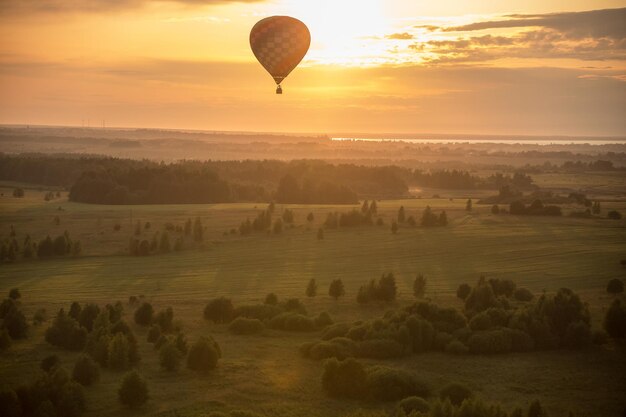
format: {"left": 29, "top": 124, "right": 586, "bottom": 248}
{"left": 269, "top": 0, "right": 394, "bottom": 66}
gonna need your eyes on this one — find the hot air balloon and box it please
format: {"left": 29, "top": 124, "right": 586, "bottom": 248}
{"left": 250, "top": 16, "right": 311, "bottom": 94}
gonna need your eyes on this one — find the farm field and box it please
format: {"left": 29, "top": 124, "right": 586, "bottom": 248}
{"left": 1, "top": 184, "right": 626, "bottom": 416}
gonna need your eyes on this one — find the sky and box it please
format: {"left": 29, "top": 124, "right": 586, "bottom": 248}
{"left": 0, "top": 0, "right": 625, "bottom": 136}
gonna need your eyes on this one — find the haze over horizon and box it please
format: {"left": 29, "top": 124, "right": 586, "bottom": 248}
{"left": 1, "top": 0, "right": 625, "bottom": 136}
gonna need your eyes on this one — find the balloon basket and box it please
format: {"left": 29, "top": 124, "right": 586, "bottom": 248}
{"left": 276, "top": 85, "right": 283, "bottom": 95}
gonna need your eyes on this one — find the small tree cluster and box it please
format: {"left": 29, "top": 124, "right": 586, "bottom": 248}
{"left": 357, "top": 273, "right": 397, "bottom": 304}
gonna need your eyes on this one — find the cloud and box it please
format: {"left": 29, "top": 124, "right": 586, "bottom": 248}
{"left": 0, "top": 0, "right": 262, "bottom": 14}
{"left": 443, "top": 8, "right": 626, "bottom": 40}
{"left": 386, "top": 33, "right": 414, "bottom": 40}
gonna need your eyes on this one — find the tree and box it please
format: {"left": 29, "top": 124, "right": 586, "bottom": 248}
{"left": 203, "top": 297, "right": 234, "bottom": 323}
{"left": 72, "top": 355, "right": 100, "bottom": 386}
{"left": 107, "top": 333, "right": 131, "bottom": 370}
{"left": 193, "top": 217, "right": 204, "bottom": 242}
{"left": 0, "top": 328, "right": 11, "bottom": 351}
{"left": 413, "top": 274, "right": 426, "bottom": 298}
{"left": 265, "top": 293, "right": 278, "bottom": 305}
{"left": 398, "top": 206, "right": 406, "bottom": 223}
{"left": 159, "top": 341, "right": 182, "bottom": 372}
{"left": 592, "top": 201, "right": 601, "bottom": 215}
{"left": 491, "top": 205, "right": 500, "bottom": 214}
{"left": 438, "top": 210, "right": 448, "bottom": 226}
{"left": 457, "top": 283, "right": 471, "bottom": 300}
{"left": 187, "top": 336, "right": 221, "bottom": 372}
{"left": 421, "top": 206, "right": 438, "bottom": 227}
{"left": 118, "top": 371, "right": 148, "bottom": 408}
{"left": 3, "top": 307, "right": 28, "bottom": 339}
{"left": 154, "top": 307, "right": 174, "bottom": 333}
{"left": 134, "top": 302, "right": 153, "bottom": 326}
{"left": 607, "top": 279, "right": 624, "bottom": 295}
{"left": 273, "top": 219, "right": 283, "bottom": 234}
{"left": 8, "top": 288, "right": 20, "bottom": 300}
{"left": 604, "top": 299, "right": 626, "bottom": 338}
{"left": 370, "top": 200, "right": 378, "bottom": 214}
{"left": 184, "top": 219, "right": 192, "bottom": 235}
{"left": 307, "top": 212, "right": 314, "bottom": 223}
{"left": 317, "top": 228, "right": 324, "bottom": 240}
{"left": 159, "top": 232, "right": 171, "bottom": 253}
{"left": 361, "top": 200, "right": 369, "bottom": 213}
{"left": 306, "top": 279, "right": 318, "bottom": 298}
{"left": 391, "top": 221, "right": 398, "bottom": 234}
{"left": 282, "top": 209, "right": 294, "bottom": 224}
{"left": 12, "top": 188, "right": 24, "bottom": 198}
{"left": 329, "top": 279, "right": 345, "bottom": 300}
{"left": 466, "top": 198, "right": 473, "bottom": 212}
{"left": 607, "top": 210, "right": 622, "bottom": 220}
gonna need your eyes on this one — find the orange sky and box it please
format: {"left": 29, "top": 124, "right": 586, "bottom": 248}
{"left": 0, "top": 0, "right": 625, "bottom": 136}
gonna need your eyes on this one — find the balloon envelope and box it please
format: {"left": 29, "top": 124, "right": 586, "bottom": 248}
{"left": 250, "top": 16, "right": 311, "bottom": 89}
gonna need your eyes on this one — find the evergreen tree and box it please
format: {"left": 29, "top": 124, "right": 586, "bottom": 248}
{"left": 369, "top": 200, "right": 378, "bottom": 214}
{"left": 306, "top": 279, "right": 318, "bottom": 298}
{"left": 329, "top": 279, "right": 345, "bottom": 300}
{"left": 398, "top": 206, "right": 406, "bottom": 223}
{"left": 361, "top": 200, "right": 369, "bottom": 213}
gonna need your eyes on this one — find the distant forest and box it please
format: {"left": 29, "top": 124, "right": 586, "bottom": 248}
{"left": 0, "top": 155, "right": 534, "bottom": 205}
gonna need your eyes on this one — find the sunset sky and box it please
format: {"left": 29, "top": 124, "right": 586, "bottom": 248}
{"left": 0, "top": 0, "right": 624, "bottom": 136}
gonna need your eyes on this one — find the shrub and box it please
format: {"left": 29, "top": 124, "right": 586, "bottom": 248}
{"left": 77, "top": 303, "right": 100, "bottom": 332}
{"left": 604, "top": 299, "right": 626, "bottom": 338}
{"left": 41, "top": 354, "right": 60, "bottom": 373}
{"left": 329, "top": 279, "right": 345, "bottom": 300}
{"left": 72, "top": 355, "right": 100, "bottom": 386}
{"left": 107, "top": 333, "right": 132, "bottom": 370}
{"left": 33, "top": 308, "right": 47, "bottom": 325}
{"left": 229, "top": 317, "right": 264, "bottom": 335}
{"left": 357, "top": 339, "right": 405, "bottom": 359}
{"left": 514, "top": 287, "right": 534, "bottom": 302}
{"left": 282, "top": 298, "right": 307, "bottom": 314}
{"left": 314, "top": 312, "right": 334, "bottom": 328}
{"left": 187, "top": 336, "right": 221, "bottom": 372}
{"left": 203, "top": 297, "right": 234, "bottom": 323}
{"left": 264, "top": 293, "right": 278, "bottom": 305}
{"left": 321, "top": 358, "right": 367, "bottom": 399}
{"left": 233, "top": 303, "right": 282, "bottom": 321}
{"left": 607, "top": 279, "right": 624, "bottom": 295}
{"left": 563, "top": 320, "right": 592, "bottom": 349}
{"left": 397, "top": 396, "right": 429, "bottom": 414}
{"left": 440, "top": 382, "right": 472, "bottom": 406}
{"left": 445, "top": 340, "right": 469, "bottom": 355}
{"left": 147, "top": 324, "right": 161, "bottom": 343}
{"left": 322, "top": 322, "right": 350, "bottom": 340}
{"left": 134, "top": 302, "right": 153, "bottom": 326}
{"left": 159, "top": 341, "right": 183, "bottom": 372}
{"left": 269, "top": 312, "right": 315, "bottom": 332}
{"left": 467, "top": 330, "right": 513, "bottom": 354}
{"left": 306, "top": 338, "right": 356, "bottom": 360}
{"left": 118, "top": 371, "right": 148, "bottom": 408}
{"left": 456, "top": 284, "right": 471, "bottom": 300}
{"left": 365, "top": 366, "right": 430, "bottom": 402}
{"left": 488, "top": 278, "right": 516, "bottom": 298}
{"left": 607, "top": 210, "right": 622, "bottom": 220}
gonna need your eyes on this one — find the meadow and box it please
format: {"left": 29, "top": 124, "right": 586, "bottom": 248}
{"left": 1, "top": 182, "right": 626, "bottom": 417}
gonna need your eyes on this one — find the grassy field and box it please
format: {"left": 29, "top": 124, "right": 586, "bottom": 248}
{"left": 1, "top": 186, "right": 626, "bottom": 416}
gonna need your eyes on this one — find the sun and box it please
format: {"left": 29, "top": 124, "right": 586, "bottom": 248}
{"left": 271, "top": 0, "right": 392, "bottom": 66}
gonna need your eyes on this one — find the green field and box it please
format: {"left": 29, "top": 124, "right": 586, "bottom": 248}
{"left": 1, "top": 187, "right": 626, "bottom": 416}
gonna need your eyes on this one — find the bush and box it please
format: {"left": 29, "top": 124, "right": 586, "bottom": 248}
{"left": 445, "top": 339, "right": 469, "bottom": 355}
{"left": 322, "top": 322, "right": 350, "bottom": 340}
{"left": 329, "top": 279, "right": 345, "bottom": 300}
{"left": 467, "top": 330, "right": 513, "bottom": 354}
{"left": 234, "top": 304, "right": 283, "bottom": 321}
{"left": 187, "top": 336, "right": 221, "bottom": 372}
{"left": 134, "top": 302, "right": 153, "bottom": 326}
{"left": 41, "top": 354, "right": 60, "bottom": 373}
{"left": 314, "top": 312, "right": 334, "bottom": 328}
{"left": 269, "top": 312, "right": 315, "bottom": 332}
{"left": 607, "top": 210, "right": 622, "bottom": 220}
{"left": 264, "top": 293, "right": 278, "bottom": 305}
{"left": 147, "top": 324, "right": 161, "bottom": 343}
{"left": 365, "top": 366, "right": 430, "bottom": 402}
{"left": 159, "top": 341, "right": 183, "bottom": 372}
{"left": 107, "top": 333, "right": 132, "bottom": 370}
{"left": 229, "top": 317, "right": 264, "bottom": 335}
{"left": 456, "top": 283, "right": 471, "bottom": 300}
{"left": 563, "top": 320, "right": 592, "bottom": 349}
{"left": 308, "top": 338, "right": 356, "bottom": 360}
{"left": 282, "top": 298, "right": 307, "bottom": 314}
{"left": 440, "top": 382, "right": 472, "bottom": 406}
{"left": 607, "top": 279, "right": 624, "bottom": 295}
{"left": 357, "top": 339, "right": 405, "bottom": 359}
{"left": 33, "top": 308, "right": 47, "bottom": 325}
{"left": 203, "top": 297, "right": 234, "bottom": 323}
{"left": 118, "top": 371, "right": 148, "bottom": 408}
{"left": 72, "top": 355, "right": 100, "bottom": 386}
{"left": 604, "top": 299, "right": 626, "bottom": 338}
{"left": 513, "top": 287, "right": 534, "bottom": 302}
{"left": 321, "top": 358, "right": 367, "bottom": 399}
{"left": 397, "top": 396, "right": 429, "bottom": 414}
{"left": 154, "top": 307, "right": 174, "bottom": 332}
